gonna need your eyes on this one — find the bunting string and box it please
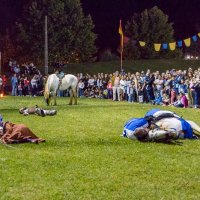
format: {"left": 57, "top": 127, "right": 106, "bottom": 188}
{"left": 138, "top": 32, "right": 200, "bottom": 51}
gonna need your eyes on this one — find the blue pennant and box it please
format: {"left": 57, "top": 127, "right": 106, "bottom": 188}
{"left": 192, "top": 35, "right": 198, "bottom": 42}
{"left": 162, "top": 43, "right": 168, "bottom": 49}
{"left": 177, "top": 41, "right": 183, "bottom": 48}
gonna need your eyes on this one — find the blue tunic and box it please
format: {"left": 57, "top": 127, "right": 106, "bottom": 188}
{"left": 145, "top": 109, "right": 161, "bottom": 117}
{"left": 179, "top": 118, "right": 193, "bottom": 139}
{"left": 123, "top": 118, "right": 148, "bottom": 138}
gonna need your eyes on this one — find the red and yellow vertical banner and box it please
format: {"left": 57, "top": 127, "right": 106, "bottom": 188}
{"left": 118, "top": 20, "right": 124, "bottom": 52}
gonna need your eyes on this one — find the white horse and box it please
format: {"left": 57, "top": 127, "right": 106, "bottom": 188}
{"left": 155, "top": 117, "right": 200, "bottom": 137}
{"left": 44, "top": 74, "right": 78, "bottom": 106}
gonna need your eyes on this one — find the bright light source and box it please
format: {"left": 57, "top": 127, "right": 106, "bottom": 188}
{"left": 0, "top": 93, "right": 3, "bottom": 97}
{"left": 185, "top": 55, "right": 190, "bottom": 60}
{"left": 196, "top": 56, "right": 199, "bottom": 60}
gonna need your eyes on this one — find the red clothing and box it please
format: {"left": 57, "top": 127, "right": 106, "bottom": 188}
{"left": 181, "top": 95, "right": 188, "bottom": 108}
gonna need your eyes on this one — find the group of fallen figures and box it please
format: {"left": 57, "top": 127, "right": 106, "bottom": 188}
{"left": 122, "top": 108, "right": 200, "bottom": 144}
{"left": 0, "top": 72, "right": 78, "bottom": 146}
{"left": 0, "top": 105, "right": 57, "bottom": 145}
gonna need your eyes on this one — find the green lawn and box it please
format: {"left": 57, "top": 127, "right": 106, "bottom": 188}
{"left": 0, "top": 96, "right": 200, "bottom": 200}
{"left": 65, "top": 59, "right": 200, "bottom": 74}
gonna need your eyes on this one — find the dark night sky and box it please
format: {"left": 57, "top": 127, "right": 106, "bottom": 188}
{"left": 1, "top": 0, "right": 200, "bottom": 51}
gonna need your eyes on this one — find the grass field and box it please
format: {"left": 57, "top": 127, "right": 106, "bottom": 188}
{"left": 1, "top": 96, "right": 200, "bottom": 200}
{"left": 66, "top": 59, "right": 200, "bottom": 74}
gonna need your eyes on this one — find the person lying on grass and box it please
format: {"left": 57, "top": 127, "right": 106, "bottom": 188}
{"left": 19, "top": 105, "right": 57, "bottom": 116}
{"left": 122, "top": 109, "right": 200, "bottom": 142}
{"left": 0, "top": 114, "right": 45, "bottom": 144}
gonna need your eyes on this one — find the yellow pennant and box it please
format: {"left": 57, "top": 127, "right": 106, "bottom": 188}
{"left": 184, "top": 38, "right": 191, "bottom": 47}
{"left": 154, "top": 43, "right": 161, "bottom": 52}
{"left": 169, "top": 42, "right": 176, "bottom": 51}
{"left": 139, "top": 41, "right": 146, "bottom": 47}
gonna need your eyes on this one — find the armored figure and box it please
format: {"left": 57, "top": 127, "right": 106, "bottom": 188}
{"left": 19, "top": 105, "right": 57, "bottom": 117}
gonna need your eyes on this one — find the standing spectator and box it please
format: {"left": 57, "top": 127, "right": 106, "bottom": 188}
{"left": 31, "top": 75, "right": 38, "bottom": 96}
{"left": 112, "top": 71, "right": 121, "bottom": 101}
{"left": 23, "top": 76, "right": 30, "bottom": 96}
{"left": 107, "top": 80, "right": 112, "bottom": 99}
{"left": 154, "top": 74, "right": 164, "bottom": 98}
{"left": 164, "top": 73, "right": 172, "bottom": 96}
{"left": 191, "top": 78, "right": 200, "bottom": 108}
{"left": 11, "top": 73, "right": 18, "bottom": 96}
{"left": 119, "top": 76, "right": 126, "bottom": 101}
{"left": 88, "top": 75, "right": 95, "bottom": 88}
{"left": 78, "top": 79, "right": 85, "bottom": 97}
{"left": 18, "top": 81, "right": 23, "bottom": 96}
{"left": 127, "top": 83, "right": 134, "bottom": 103}
{"left": 144, "top": 73, "right": 155, "bottom": 103}
{"left": 137, "top": 83, "right": 144, "bottom": 103}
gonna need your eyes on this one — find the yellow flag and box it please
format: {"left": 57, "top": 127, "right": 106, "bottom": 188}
{"left": 169, "top": 42, "right": 176, "bottom": 51}
{"left": 154, "top": 43, "right": 161, "bottom": 52}
{"left": 118, "top": 20, "right": 124, "bottom": 52}
{"left": 184, "top": 38, "right": 191, "bottom": 47}
{"left": 198, "top": 33, "right": 200, "bottom": 38}
{"left": 139, "top": 41, "right": 146, "bottom": 47}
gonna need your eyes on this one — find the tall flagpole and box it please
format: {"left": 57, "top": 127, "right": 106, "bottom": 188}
{"left": 44, "top": 15, "right": 48, "bottom": 75}
{"left": 118, "top": 20, "right": 124, "bottom": 72}
{"left": 120, "top": 49, "right": 123, "bottom": 71}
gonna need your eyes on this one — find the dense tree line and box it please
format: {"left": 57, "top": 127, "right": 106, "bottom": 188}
{"left": 2, "top": 3, "right": 198, "bottom": 64}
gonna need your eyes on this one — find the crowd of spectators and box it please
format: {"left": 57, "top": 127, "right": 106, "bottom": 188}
{"left": 0, "top": 60, "right": 44, "bottom": 96}
{"left": 1, "top": 60, "right": 200, "bottom": 109}
{"left": 75, "top": 68, "right": 200, "bottom": 108}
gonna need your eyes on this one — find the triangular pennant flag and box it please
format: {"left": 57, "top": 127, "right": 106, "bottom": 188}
{"left": 192, "top": 35, "right": 198, "bottom": 42}
{"left": 177, "top": 41, "right": 183, "bottom": 48}
{"left": 162, "top": 43, "right": 168, "bottom": 49}
{"left": 184, "top": 38, "right": 191, "bottom": 47}
{"left": 154, "top": 43, "right": 161, "bottom": 51}
{"left": 169, "top": 42, "right": 176, "bottom": 51}
{"left": 139, "top": 41, "right": 146, "bottom": 47}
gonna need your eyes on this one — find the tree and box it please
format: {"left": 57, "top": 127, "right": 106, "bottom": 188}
{"left": 16, "top": 0, "right": 97, "bottom": 64}
{"left": 0, "top": 29, "right": 17, "bottom": 65}
{"left": 124, "top": 6, "right": 182, "bottom": 59}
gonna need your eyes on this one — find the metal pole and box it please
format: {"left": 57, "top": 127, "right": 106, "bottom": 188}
{"left": 44, "top": 15, "right": 48, "bottom": 75}
{"left": 120, "top": 51, "right": 123, "bottom": 71}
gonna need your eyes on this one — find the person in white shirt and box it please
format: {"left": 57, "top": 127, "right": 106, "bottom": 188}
{"left": 119, "top": 76, "right": 126, "bottom": 101}
{"left": 78, "top": 79, "right": 85, "bottom": 97}
{"left": 112, "top": 71, "right": 121, "bottom": 101}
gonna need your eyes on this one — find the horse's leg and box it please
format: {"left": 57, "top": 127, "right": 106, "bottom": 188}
{"left": 54, "top": 92, "right": 57, "bottom": 106}
{"left": 73, "top": 88, "right": 77, "bottom": 105}
{"left": 69, "top": 89, "right": 73, "bottom": 105}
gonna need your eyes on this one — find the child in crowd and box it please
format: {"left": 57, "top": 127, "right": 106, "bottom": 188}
{"left": 162, "top": 93, "right": 170, "bottom": 106}
{"left": 18, "top": 81, "right": 23, "bottom": 96}
{"left": 137, "top": 83, "right": 144, "bottom": 103}
{"left": 173, "top": 92, "right": 188, "bottom": 108}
